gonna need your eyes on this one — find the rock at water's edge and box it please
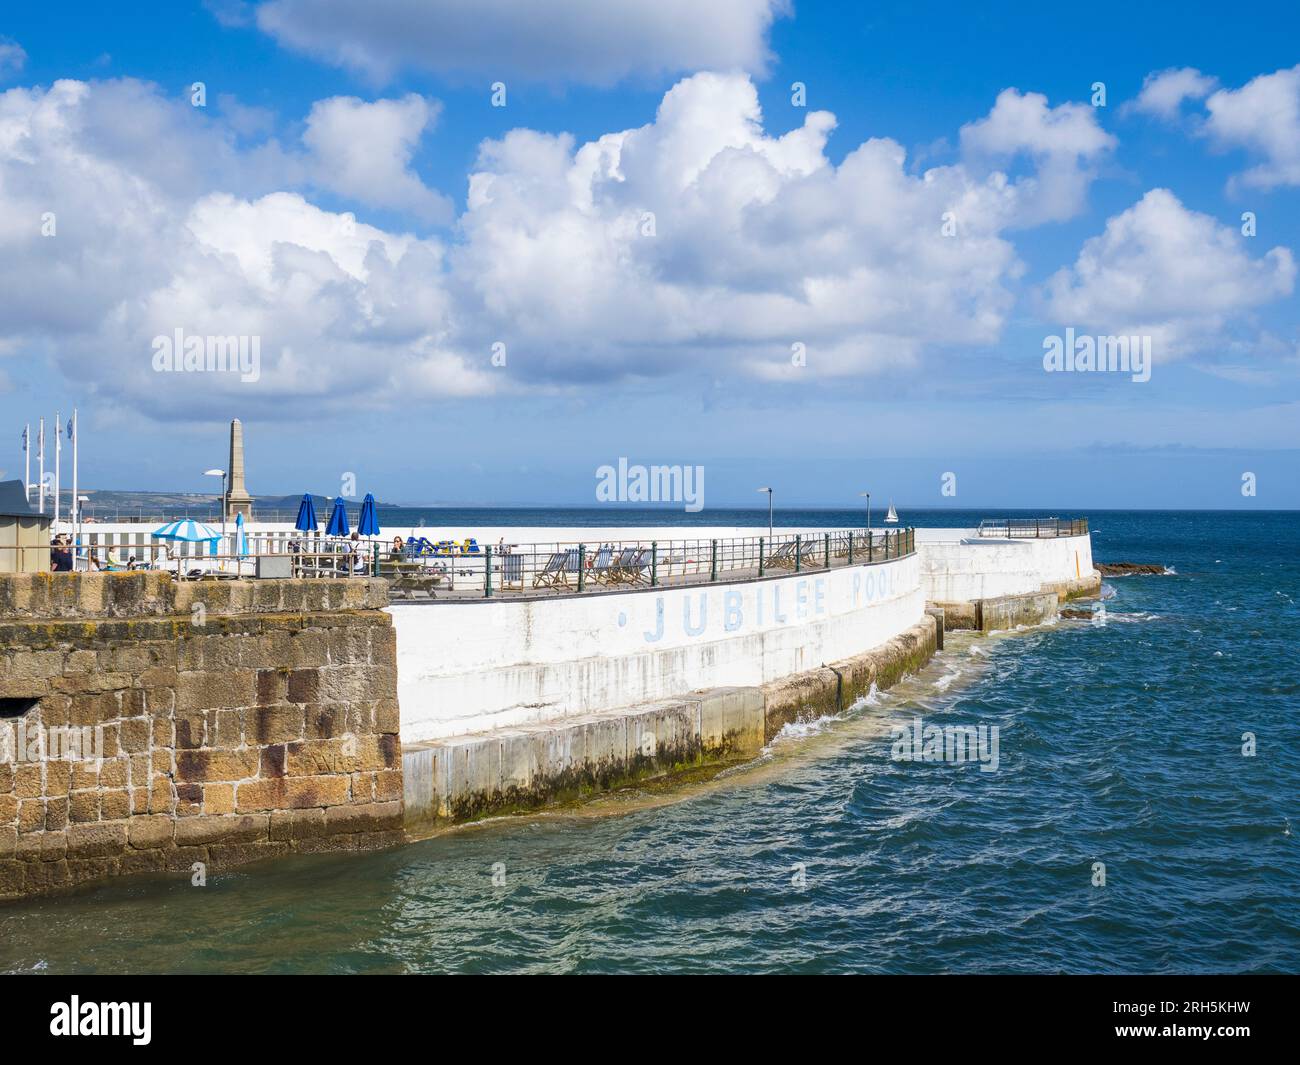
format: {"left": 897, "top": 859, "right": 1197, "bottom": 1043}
{"left": 1096, "top": 562, "right": 1168, "bottom": 576}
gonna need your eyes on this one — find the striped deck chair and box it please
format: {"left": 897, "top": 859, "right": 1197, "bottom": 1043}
{"left": 534, "top": 548, "right": 583, "bottom": 589}
{"left": 589, "top": 546, "right": 615, "bottom": 584}
{"left": 502, "top": 553, "right": 524, "bottom": 586}
{"left": 764, "top": 540, "right": 797, "bottom": 569}
{"left": 560, "top": 548, "right": 583, "bottom": 585}
{"left": 533, "top": 551, "right": 568, "bottom": 588}
{"left": 609, "top": 546, "right": 642, "bottom": 584}
{"left": 796, "top": 539, "right": 820, "bottom": 568}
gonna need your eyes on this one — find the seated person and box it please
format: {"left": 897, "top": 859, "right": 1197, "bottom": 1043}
{"left": 349, "top": 532, "right": 369, "bottom": 572}
{"left": 50, "top": 536, "right": 73, "bottom": 572}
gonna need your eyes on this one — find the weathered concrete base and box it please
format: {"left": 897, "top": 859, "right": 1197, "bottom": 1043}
{"left": 1042, "top": 570, "right": 1103, "bottom": 601}
{"left": 760, "top": 617, "right": 938, "bottom": 742}
{"left": 924, "top": 607, "right": 945, "bottom": 650}
{"left": 402, "top": 616, "right": 940, "bottom": 830}
{"left": 931, "top": 569, "right": 1100, "bottom": 633}
{"left": 403, "top": 687, "right": 765, "bottom": 831}
{"left": 975, "top": 591, "right": 1059, "bottom": 632}
{"left": 930, "top": 600, "right": 978, "bottom": 631}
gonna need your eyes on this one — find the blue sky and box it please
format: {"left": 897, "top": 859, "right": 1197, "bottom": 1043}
{"left": 0, "top": 0, "right": 1296, "bottom": 509}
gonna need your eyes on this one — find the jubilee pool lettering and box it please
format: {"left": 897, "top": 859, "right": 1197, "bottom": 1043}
{"left": 638, "top": 566, "right": 904, "bottom": 643}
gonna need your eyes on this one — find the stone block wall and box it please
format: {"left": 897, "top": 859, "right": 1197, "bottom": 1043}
{"left": 0, "top": 572, "right": 402, "bottom": 901}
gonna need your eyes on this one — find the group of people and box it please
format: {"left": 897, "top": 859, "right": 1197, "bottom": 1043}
{"left": 50, "top": 533, "right": 147, "bottom": 573}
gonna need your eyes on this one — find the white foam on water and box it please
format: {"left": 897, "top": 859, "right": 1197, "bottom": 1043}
{"left": 1105, "top": 611, "right": 1161, "bottom": 623}
{"left": 852, "top": 682, "right": 885, "bottom": 708}
{"left": 933, "top": 669, "right": 963, "bottom": 692}
{"left": 763, "top": 713, "right": 843, "bottom": 750}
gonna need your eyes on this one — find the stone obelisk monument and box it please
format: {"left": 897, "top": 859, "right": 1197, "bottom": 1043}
{"left": 225, "top": 418, "right": 253, "bottom": 521}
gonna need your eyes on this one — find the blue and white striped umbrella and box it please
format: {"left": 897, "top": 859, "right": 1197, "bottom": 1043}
{"left": 151, "top": 519, "right": 221, "bottom": 545}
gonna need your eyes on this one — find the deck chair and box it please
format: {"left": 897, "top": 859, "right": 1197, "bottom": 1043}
{"left": 560, "top": 548, "right": 583, "bottom": 586}
{"left": 502, "top": 552, "right": 524, "bottom": 586}
{"left": 589, "top": 546, "right": 615, "bottom": 584}
{"left": 629, "top": 546, "right": 655, "bottom": 584}
{"left": 608, "top": 546, "right": 642, "bottom": 584}
{"left": 764, "top": 540, "right": 797, "bottom": 569}
{"left": 533, "top": 551, "right": 569, "bottom": 588}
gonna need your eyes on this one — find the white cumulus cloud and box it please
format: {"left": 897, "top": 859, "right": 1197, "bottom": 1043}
{"left": 1204, "top": 65, "right": 1300, "bottom": 190}
{"left": 0, "top": 71, "right": 1208, "bottom": 422}
{"left": 1125, "top": 67, "right": 1218, "bottom": 120}
{"left": 959, "top": 88, "right": 1116, "bottom": 224}
{"left": 303, "top": 94, "right": 451, "bottom": 222}
{"left": 1041, "top": 188, "right": 1295, "bottom": 358}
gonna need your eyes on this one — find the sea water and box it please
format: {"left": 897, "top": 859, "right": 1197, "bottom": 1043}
{"left": 1, "top": 510, "right": 1296, "bottom": 973}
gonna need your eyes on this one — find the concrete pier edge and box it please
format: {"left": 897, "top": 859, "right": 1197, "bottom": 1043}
{"left": 401, "top": 614, "right": 940, "bottom": 832}
{"left": 400, "top": 565, "right": 1103, "bottom": 833}
{"left": 930, "top": 569, "right": 1101, "bottom": 632}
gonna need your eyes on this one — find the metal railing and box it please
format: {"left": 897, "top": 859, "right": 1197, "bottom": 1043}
{"left": 976, "top": 517, "right": 1088, "bottom": 539}
{"left": 378, "top": 527, "right": 917, "bottom": 598}
{"left": 2, "top": 527, "right": 919, "bottom": 597}
{"left": 0, "top": 539, "right": 386, "bottom": 580}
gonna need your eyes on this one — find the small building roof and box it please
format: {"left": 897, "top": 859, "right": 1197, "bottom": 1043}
{"left": 0, "top": 480, "right": 51, "bottom": 522}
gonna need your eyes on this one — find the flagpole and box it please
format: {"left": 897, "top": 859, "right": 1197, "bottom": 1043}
{"left": 70, "top": 409, "right": 79, "bottom": 567}
{"left": 54, "top": 409, "right": 62, "bottom": 528}
{"left": 23, "top": 423, "right": 30, "bottom": 503}
{"left": 37, "top": 418, "right": 45, "bottom": 515}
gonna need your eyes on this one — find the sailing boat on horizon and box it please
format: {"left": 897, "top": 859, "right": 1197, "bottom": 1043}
{"left": 885, "top": 500, "right": 899, "bottom": 523}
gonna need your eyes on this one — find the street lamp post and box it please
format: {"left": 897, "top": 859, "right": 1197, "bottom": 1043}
{"left": 757, "top": 487, "right": 773, "bottom": 543}
{"left": 859, "top": 491, "right": 871, "bottom": 532}
{"left": 204, "top": 469, "right": 227, "bottom": 548}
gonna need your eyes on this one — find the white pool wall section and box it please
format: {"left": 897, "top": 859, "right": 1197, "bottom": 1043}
{"left": 391, "top": 553, "right": 923, "bottom": 742}
{"left": 916, "top": 529, "right": 1094, "bottom": 603}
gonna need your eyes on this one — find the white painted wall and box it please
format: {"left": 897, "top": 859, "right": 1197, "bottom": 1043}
{"left": 391, "top": 555, "right": 923, "bottom": 741}
{"left": 918, "top": 532, "right": 1094, "bottom": 602}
